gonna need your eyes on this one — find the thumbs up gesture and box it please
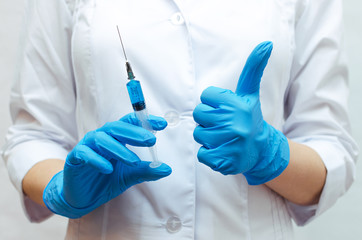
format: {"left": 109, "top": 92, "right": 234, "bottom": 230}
{"left": 193, "top": 42, "right": 290, "bottom": 185}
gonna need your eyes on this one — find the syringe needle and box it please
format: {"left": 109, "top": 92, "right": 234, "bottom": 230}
{"left": 116, "top": 25, "right": 128, "bottom": 61}
{"left": 116, "top": 25, "right": 135, "bottom": 80}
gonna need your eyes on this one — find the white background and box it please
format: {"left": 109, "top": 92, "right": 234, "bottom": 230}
{"left": 0, "top": 0, "right": 361, "bottom": 239}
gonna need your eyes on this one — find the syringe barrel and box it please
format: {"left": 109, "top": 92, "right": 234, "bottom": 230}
{"left": 125, "top": 79, "right": 161, "bottom": 167}
{"left": 135, "top": 109, "right": 154, "bottom": 133}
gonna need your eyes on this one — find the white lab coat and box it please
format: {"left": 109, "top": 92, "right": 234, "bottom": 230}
{"left": 2, "top": 0, "right": 358, "bottom": 239}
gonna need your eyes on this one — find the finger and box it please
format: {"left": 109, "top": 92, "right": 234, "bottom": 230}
{"left": 123, "top": 162, "right": 172, "bottom": 186}
{"left": 193, "top": 103, "right": 224, "bottom": 127}
{"left": 236, "top": 41, "right": 273, "bottom": 96}
{"left": 120, "top": 113, "right": 168, "bottom": 131}
{"left": 200, "top": 86, "right": 235, "bottom": 108}
{"left": 197, "top": 146, "right": 243, "bottom": 175}
{"left": 83, "top": 131, "right": 142, "bottom": 166}
{"left": 197, "top": 146, "right": 235, "bottom": 174}
{"left": 99, "top": 121, "right": 156, "bottom": 147}
{"left": 193, "top": 125, "right": 236, "bottom": 149}
{"left": 67, "top": 144, "right": 113, "bottom": 174}
{"left": 148, "top": 115, "right": 168, "bottom": 130}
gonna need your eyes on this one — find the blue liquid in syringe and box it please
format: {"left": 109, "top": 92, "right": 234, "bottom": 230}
{"left": 127, "top": 79, "right": 146, "bottom": 111}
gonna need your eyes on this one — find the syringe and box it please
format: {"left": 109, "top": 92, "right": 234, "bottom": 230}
{"left": 116, "top": 26, "right": 162, "bottom": 168}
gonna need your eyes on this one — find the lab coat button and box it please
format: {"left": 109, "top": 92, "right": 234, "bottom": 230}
{"left": 170, "top": 13, "right": 185, "bottom": 25}
{"left": 164, "top": 111, "right": 180, "bottom": 126}
{"left": 166, "top": 216, "right": 182, "bottom": 233}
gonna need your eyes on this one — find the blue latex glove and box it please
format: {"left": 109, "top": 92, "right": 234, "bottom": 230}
{"left": 43, "top": 113, "right": 172, "bottom": 219}
{"left": 193, "top": 41, "right": 289, "bottom": 185}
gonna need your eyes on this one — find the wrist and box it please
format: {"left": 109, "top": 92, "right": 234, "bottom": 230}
{"left": 43, "top": 171, "right": 91, "bottom": 219}
{"left": 244, "top": 124, "right": 290, "bottom": 185}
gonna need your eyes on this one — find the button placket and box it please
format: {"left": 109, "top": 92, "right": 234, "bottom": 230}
{"left": 165, "top": 4, "right": 196, "bottom": 238}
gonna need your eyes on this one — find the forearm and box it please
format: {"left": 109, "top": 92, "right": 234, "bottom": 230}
{"left": 22, "top": 159, "right": 65, "bottom": 207}
{"left": 265, "top": 139, "right": 327, "bottom": 206}
{"left": 22, "top": 140, "right": 326, "bottom": 208}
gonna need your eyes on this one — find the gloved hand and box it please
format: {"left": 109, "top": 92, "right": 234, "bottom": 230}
{"left": 193, "top": 41, "right": 289, "bottom": 185}
{"left": 43, "top": 113, "right": 172, "bottom": 219}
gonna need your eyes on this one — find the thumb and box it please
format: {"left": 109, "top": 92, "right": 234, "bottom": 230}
{"left": 123, "top": 162, "right": 172, "bottom": 187}
{"left": 235, "top": 41, "right": 273, "bottom": 96}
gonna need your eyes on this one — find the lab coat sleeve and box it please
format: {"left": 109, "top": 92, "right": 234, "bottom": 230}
{"left": 282, "top": 0, "right": 359, "bottom": 226}
{"left": 1, "top": 0, "right": 77, "bottom": 222}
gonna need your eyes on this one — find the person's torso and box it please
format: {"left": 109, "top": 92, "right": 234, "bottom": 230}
{"left": 66, "top": 0, "right": 302, "bottom": 239}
